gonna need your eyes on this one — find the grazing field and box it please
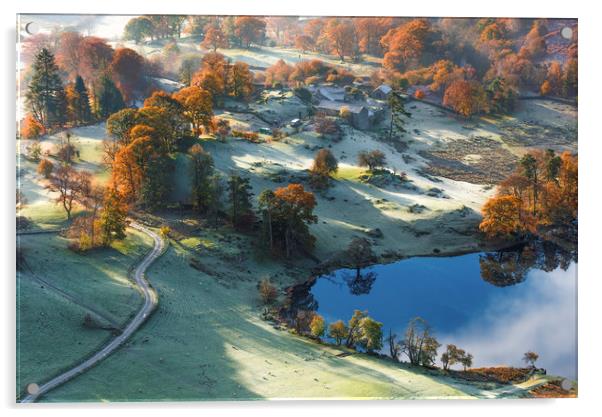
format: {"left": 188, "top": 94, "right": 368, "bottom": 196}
{"left": 16, "top": 228, "right": 153, "bottom": 398}
{"left": 42, "top": 231, "right": 507, "bottom": 401}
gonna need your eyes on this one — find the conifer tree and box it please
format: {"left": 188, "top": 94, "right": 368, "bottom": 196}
{"left": 96, "top": 74, "right": 125, "bottom": 118}
{"left": 73, "top": 75, "right": 92, "bottom": 123}
{"left": 388, "top": 90, "right": 411, "bottom": 139}
{"left": 227, "top": 174, "right": 253, "bottom": 227}
{"left": 26, "top": 48, "right": 67, "bottom": 128}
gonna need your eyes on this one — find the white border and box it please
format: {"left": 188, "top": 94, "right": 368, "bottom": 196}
{"left": 2, "top": 1, "right": 600, "bottom": 416}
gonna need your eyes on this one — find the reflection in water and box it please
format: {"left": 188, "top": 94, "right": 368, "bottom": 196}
{"left": 343, "top": 269, "right": 377, "bottom": 295}
{"left": 480, "top": 241, "right": 576, "bottom": 287}
{"left": 304, "top": 241, "right": 577, "bottom": 379}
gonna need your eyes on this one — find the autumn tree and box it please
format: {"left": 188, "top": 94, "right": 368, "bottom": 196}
{"left": 328, "top": 320, "right": 348, "bottom": 345}
{"left": 201, "top": 25, "right": 228, "bottom": 52}
{"left": 345, "top": 310, "right": 368, "bottom": 348}
{"left": 26, "top": 48, "right": 67, "bottom": 128}
{"left": 111, "top": 48, "right": 148, "bottom": 105}
{"left": 78, "top": 37, "right": 114, "bottom": 88}
{"left": 264, "top": 59, "right": 294, "bottom": 88}
{"left": 358, "top": 150, "right": 387, "bottom": 172}
{"left": 228, "top": 62, "right": 254, "bottom": 100}
{"left": 49, "top": 166, "right": 91, "bottom": 219}
{"left": 310, "top": 148, "right": 338, "bottom": 188}
{"left": 173, "top": 86, "right": 214, "bottom": 135}
{"left": 314, "top": 114, "right": 341, "bottom": 139}
{"left": 98, "top": 186, "right": 128, "bottom": 246}
{"left": 357, "top": 317, "right": 384, "bottom": 353}
{"left": 310, "top": 314, "right": 326, "bottom": 340}
{"left": 354, "top": 17, "right": 395, "bottom": 56}
{"left": 443, "top": 79, "right": 489, "bottom": 118}
{"left": 55, "top": 31, "right": 83, "bottom": 78}
{"left": 37, "top": 158, "right": 54, "bottom": 178}
{"left": 226, "top": 174, "right": 254, "bottom": 228}
{"left": 381, "top": 19, "right": 439, "bottom": 72}
{"left": 322, "top": 19, "right": 358, "bottom": 62}
{"left": 20, "top": 114, "right": 45, "bottom": 139}
{"left": 294, "top": 35, "right": 313, "bottom": 53}
{"left": 234, "top": 16, "right": 266, "bottom": 48}
{"left": 179, "top": 55, "right": 202, "bottom": 86}
{"left": 271, "top": 184, "right": 318, "bottom": 258}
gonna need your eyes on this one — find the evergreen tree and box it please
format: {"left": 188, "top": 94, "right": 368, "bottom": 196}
{"left": 207, "top": 174, "right": 225, "bottom": 227}
{"left": 96, "top": 74, "right": 125, "bottom": 118}
{"left": 189, "top": 144, "right": 215, "bottom": 212}
{"left": 387, "top": 90, "right": 411, "bottom": 140}
{"left": 26, "top": 48, "right": 67, "bottom": 128}
{"left": 73, "top": 75, "right": 92, "bottom": 123}
{"left": 227, "top": 174, "right": 254, "bottom": 227}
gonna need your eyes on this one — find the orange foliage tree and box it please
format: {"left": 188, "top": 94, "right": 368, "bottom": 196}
{"left": 173, "top": 86, "right": 214, "bottom": 135}
{"left": 443, "top": 80, "right": 489, "bottom": 117}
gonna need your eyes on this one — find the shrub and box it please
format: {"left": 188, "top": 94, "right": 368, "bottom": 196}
{"left": 160, "top": 225, "right": 170, "bottom": 238}
{"left": 232, "top": 130, "right": 261, "bottom": 143}
{"left": 20, "top": 114, "right": 45, "bottom": 139}
{"left": 37, "top": 158, "right": 54, "bottom": 178}
{"left": 414, "top": 89, "right": 425, "bottom": 99}
{"left": 258, "top": 279, "right": 278, "bottom": 305}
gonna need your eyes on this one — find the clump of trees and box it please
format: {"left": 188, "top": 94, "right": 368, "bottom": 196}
{"left": 258, "top": 184, "right": 318, "bottom": 258}
{"left": 479, "top": 150, "right": 577, "bottom": 239}
{"left": 191, "top": 52, "right": 254, "bottom": 105}
{"left": 441, "top": 344, "right": 474, "bottom": 371}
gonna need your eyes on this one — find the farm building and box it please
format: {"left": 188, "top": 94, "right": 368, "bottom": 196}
{"left": 371, "top": 84, "right": 392, "bottom": 100}
{"left": 316, "top": 101, "right": 370, "bottom": 130}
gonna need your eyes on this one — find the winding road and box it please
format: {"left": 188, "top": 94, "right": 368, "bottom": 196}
{"left": 20, "top": 222, "right": 165, "bottom": 403}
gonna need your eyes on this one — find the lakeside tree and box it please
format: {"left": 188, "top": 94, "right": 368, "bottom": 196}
{"left": 269, "top": 184, "right": 318, "bottom": 258}
{"left": 358, "top": 150, "right": 387, "bottom": 172}
{"left": 387, "top": 329, "right": 401, "bottom": 360}
{"left": 401, "top": 317, "right": 441, "bottom": 366}
{"left": 357, "top": 317, "right": 384, "bottom": 353}
{"left": 26, "top": 48, "right": 67, "bottom": 129}
{"left": 258, "top": 278, "right": 278, "bottom": 305}
{"left": 328, "top": 320, "right": 348, "bottom": 345}
{"left": 479, "top": 150, "right": 577, "bottom": 239}
{"left": 345, "top": 309, "right": 368, "bottom": 348}
{"left": 310, "top": 314, "right": 326, "bottom": 340}
{"left": 227, "top": 174, "right": 254, "bottom": 228}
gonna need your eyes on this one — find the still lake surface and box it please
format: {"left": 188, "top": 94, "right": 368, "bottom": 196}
{"left": 310, "top": 251, "right": 577, "bottom": 379}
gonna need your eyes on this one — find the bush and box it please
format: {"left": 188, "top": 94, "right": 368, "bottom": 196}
{"left": 21, "top": 114, "right": 45, "bottom": 139}
{"left": 232, "top": 130, "right": 261, "bottom": 143}
{"left": 37, "top": 158, "right": 54, "bottom": 178}
{"left": 160, "top": 225, "right": 171, "bottom": 238}
{"left": 258, "top": 279, "right": 278, "bottom": 305}
{"left": 414, "top": 89, "right": 425, "bottom": 99}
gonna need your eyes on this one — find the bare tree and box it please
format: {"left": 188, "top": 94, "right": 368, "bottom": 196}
{"left": 49, "top": 165, "right": 90, "bottom": 219}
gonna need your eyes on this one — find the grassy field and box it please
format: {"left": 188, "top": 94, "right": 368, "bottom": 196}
{"left": 41, "top": 229, "right": 495, "bottom": 401}
{"left": 16, "top": 228, "right": 153, "bottom": 398}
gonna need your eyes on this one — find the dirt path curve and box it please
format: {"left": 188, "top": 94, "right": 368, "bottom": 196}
{"left": 20, "top": 222, "right": 165, "bottom": 403}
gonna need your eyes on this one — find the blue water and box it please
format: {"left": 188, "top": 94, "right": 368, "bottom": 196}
{"left": 310, "top": 253, "right": 577, "bottom": 379}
